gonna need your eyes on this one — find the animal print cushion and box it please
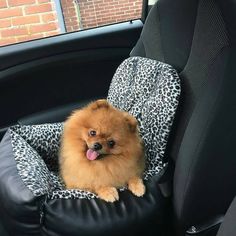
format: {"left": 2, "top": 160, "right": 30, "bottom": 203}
{"left": 8, "top": 56, "right": 180, "bottom": 200}
{"left": 108, "top": 56, "right": 180, "bottom": 179}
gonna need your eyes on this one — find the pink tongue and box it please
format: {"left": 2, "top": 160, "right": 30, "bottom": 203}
{"left": 86, "top": 149, "right": 100, "bottom": 161}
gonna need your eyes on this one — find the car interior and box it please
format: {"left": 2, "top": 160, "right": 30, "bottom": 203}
{"left": 0, "top": 0, "right": 236, "bottom": 235}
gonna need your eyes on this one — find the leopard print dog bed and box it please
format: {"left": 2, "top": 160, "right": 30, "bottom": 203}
{"left": 0, "top": 56, "right": 180, "bottom": 235}
{"left": 7, "top": 57, "right": 180, "bottom": 200}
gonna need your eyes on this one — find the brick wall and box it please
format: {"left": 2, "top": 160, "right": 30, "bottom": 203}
{"left": 0, "top": 0, "right": 142, "bottom": 46}
{"left": 61, "top": 0, "right": 80, "bottom": 32}
{"left": 0, "top": 0, "right": 60, "bottom": 46}
{"left": 78, "top": 0, "right": 142, "bottom": 29}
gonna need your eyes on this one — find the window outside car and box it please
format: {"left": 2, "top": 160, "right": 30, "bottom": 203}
{"left": 0, "top": 0, "right": 142, "bottom": 47}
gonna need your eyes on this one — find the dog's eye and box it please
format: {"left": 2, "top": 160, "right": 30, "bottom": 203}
{"left": 89, "top": 130, "right": 96, "bottom": 136}
{"left": 107, "top": 140, "right": 115, "bottom": 148}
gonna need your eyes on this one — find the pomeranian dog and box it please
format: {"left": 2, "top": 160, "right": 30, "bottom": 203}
{"left": 59, "top": 99, "right": 145, "bottom": 202}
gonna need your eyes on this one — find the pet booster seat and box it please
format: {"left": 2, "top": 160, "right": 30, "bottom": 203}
{"left": 0, "top": 57, "right": 180, "bottom": 236}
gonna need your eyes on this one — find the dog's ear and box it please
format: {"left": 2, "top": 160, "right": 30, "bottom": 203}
{"left": 123, "top": 112, "right": 138, "bottom": 133}
{"left": 89, "top": 99, "right": 110, "bottom": 110}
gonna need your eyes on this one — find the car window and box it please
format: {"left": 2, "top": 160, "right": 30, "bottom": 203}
{"left": 0, "top": 0, "right": 142, "bottom": 47}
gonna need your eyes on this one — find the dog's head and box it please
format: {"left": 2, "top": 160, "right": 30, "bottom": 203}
{"left": 78, "top": 99, "right": 139, "bottom": 160}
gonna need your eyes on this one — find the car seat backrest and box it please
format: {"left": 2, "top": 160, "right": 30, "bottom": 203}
{"left": 131, "top": 0, "right": 236, "bottom": 233}
{"left": 131, "top": 0, "right": 199, "bottom": 71}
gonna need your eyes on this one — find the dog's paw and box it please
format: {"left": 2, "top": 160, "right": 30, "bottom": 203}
{"left": 96, "top": 187, "right": 119, "bottom": 202}
{"left": 128, "top": 177, "right": 146, "bottom": 197}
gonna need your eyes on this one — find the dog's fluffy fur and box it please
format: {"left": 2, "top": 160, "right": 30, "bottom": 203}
{"left": 59, "top": 99, "right": 145, "bottom": 202}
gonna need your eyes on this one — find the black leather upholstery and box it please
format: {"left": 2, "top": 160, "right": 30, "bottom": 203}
{"left": 0, "top": 131, "right": 168, "bottom": 236}
{"left": 0, "top": 132, "right": 40, "bottom": 235}
{"left": 41, "top": 181, "right": 167, "bottom": 236}
{"left": 132, "top": 0, "right": 236, "bottom": 234}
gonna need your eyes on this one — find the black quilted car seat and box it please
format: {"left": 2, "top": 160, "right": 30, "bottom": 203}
{"left": 131, "top": 0, "right": 236, "bottom": 234}
{"left": 0, "top": 0, "right": 236, "bottom": 235}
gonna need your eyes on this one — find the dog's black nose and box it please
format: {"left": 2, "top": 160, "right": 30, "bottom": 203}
{"left": 93, "top": 142, "right": 102, "bottom": 151}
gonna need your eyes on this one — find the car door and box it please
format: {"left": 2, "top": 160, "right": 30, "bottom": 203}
{"left": 0, "top": 0, "right": 145, "bottom": 140}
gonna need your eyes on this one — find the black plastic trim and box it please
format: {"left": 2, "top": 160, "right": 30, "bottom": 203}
{"left": 0, "top": 20, "right": 143, "bottom": 71}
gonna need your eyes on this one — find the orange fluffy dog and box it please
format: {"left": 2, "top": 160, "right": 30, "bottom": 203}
{"left": 59, "top": 99, "right": 145, "bottom": 202}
